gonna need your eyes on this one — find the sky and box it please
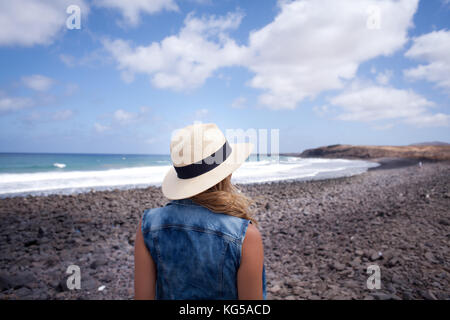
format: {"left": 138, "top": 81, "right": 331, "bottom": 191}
{"left": 0, "top": 0, "right": 449, "bottom": 154}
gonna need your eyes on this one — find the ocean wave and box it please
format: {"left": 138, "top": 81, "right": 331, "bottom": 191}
{"left": 0, "top": 158, "right": 378, "bottom": 197}
{"left": 53, "top": 163, "right": 66, "bottom": 169}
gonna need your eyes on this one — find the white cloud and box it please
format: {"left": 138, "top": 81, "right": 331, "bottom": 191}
{"left": 94, "top": 0, "right": 178, "bottom": 27}
{"left": 139, "top": 106, "right": 151, "bottom": 113}
{"left": 244, "top": 0, "right": 418, "bottom": 109}
{"left": 0, "top": 96, "right": 34, "bottom": 113}
{"left": 104, "top": 0, "right": 418, "bottom": 110}
{"left": 331, "top": 85, "right": 431, "bottom": 121}
{"left": 404, "top": 113, "right": 450, "bottom": 127}
{"left": 22, "top": 111, "right": 41, "bottom": 124}
{"left": 103, "top": 11, "right": 246, "bottom": 90}
{"left": 52, "top": 109, "right": 74, "bottom": 121}
{"left": 194, "top": 108, "right": 209, "bottom": 119}
{"left": 21, "top": 109, "right": 75, "bottom": 124}
{"left": 0, "top": 0, "right": 88, "bottom": 47}
{"left": 231, "top": 96, "right": 247, "bottom": 109}
{"left": 94, "top": 122, "right": 110, "bottom": 133}
{"left": 376, "top": 69, "right": 393, "bottom": 85}
{"left": 327, "top": 82, "right": 449, "bottom": 127}
{"left": 59, "top": 49, "right": 114, "bottom": 69}
{"left": 404, "top": 29, "right": 450, "bottom": 91}
{"left": 217, "top": 73, "right": 232, "bottom": 86}
{"left": 113, "top": 107, "right": 151, "bottom": 125}
{"left": 22, "top": 75, "right": 54, "bottom": 92}
{"left": 114, "top": 109, "right": 138, "bottom": 123}
{"left": 187, "top": 0, "right": 212, "bottom": 4}
{"left": 94, "top": 107, "right": 153, "bottom": 134}
{"left": 312, "top": 105, "right": 331, "bottom": 117}
{"left": 64, "top": 83, "right": 79, "bottom": 96}
{"left": 59, "top": 54, "right": 76, "bottom": 67}
{"left": 372, "top": 123, "right": 394, "bottom": 130}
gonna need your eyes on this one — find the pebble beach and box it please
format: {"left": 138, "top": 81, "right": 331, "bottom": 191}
{"left": 0, "top": 159, "right": 449, "bottom": 300}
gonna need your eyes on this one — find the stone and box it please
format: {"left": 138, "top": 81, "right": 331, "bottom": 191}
{"left": 24, "top": 239, "right": 39, "bottom": 247}
{"left": 420, "top": 290, "right": 438, "bottom": 300}
{"left": 386, "top": 257, "right": 401, "bottom": 268}
{"left": 56, "top": 278, "right": 70, "bottom": 292}
{"left": 81, "top": 277, "right": 99, "bottom": 291}
{"left": 37, "top": 227, "right": 46, "bottom": 238}
{"left": 371, "top": 292, "right": 394, "bottom": 300}
{"left": 11, "top": 272, "right": 36, "bottom": 289}
{"left": 269, "top": 284, "right": 281, "bottom": 294}
{"left": 90, "top": 257, "right": 108, "bottom": 269}
{"left": 0, "top": 273, "right": 13, "bottom": 291}
{"left": 333, "top": 295, "right": 352, "bottom": 300}
{"left": 424, "top": 252, "right": 436, "bottom": 263}
{"left": 402, "top": 291, "right": 414, "bottom": 300}
{"left": 332, "top": 262, "right": 345, "bottom": 271}
{"left": 370, "top": 251, "right": 383, "bottom": 261}
{"left": 14, "top": 287, "right": 32, "bottom": 298}
{"left": 350, "top": 257, "right": 361, "bottom": 267}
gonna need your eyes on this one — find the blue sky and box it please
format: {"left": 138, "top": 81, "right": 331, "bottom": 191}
{"left": 0, "top": 0, "right": 449, "bottom": 154}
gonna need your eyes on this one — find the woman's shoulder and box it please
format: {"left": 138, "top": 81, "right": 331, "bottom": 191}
{"left": 142, "top": 199, "right": 251, "bottom": 242}
{"left": 141, "top": 204, "right": 170, "bottom": 232}
{"left": 243, "top": 223, "right": 262, "bottom": 243}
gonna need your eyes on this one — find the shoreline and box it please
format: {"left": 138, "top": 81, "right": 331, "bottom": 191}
{"left": 0, "top": 161, "right": 449, "bottom": 300}
{"left": 0, "top": 155, "right": 379, "bottom": 200}
{"left": 0, "top": 157, "right": 383, "bottom": 200}
{"left": 368, "top": 157, "right": 445, "bottom": 171}
{"left": 2, "top": 156, "right": 436, "bottom": 200}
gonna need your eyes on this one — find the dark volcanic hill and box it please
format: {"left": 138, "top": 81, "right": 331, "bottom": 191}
{"left": 298, "top": 144, "right": 450, "bottom": 161}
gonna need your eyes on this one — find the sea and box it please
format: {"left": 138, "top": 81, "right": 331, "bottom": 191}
{"left": 0, "top": 153, "right": 379, "bottom": 198}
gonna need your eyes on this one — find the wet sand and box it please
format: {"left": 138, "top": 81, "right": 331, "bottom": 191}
{"left": 0, "top": 159, "right": 449, "bottom": 300}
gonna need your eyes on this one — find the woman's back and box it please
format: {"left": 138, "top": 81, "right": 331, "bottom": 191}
{"left": 135, "top": 123, "right": 265, "bottom": 300}
{"left": 141, "top": 198, "right": 266, "bottom": 300}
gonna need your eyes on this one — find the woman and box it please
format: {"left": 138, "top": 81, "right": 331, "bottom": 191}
{"left": 134, "top": 123, "right": 266, "bottom": 299}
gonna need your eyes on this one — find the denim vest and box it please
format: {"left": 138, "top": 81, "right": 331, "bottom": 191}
{"left": 141, "top": 198, "right": 267, "bottom": 300}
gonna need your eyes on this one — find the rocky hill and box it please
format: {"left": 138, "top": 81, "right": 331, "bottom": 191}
{"left": 298, "top": 144, "right": 450, "bottom": 161}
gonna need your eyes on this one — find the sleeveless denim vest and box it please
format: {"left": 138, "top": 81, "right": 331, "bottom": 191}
{"left": 141, "top": 198, "right": 267, "bottom": 300}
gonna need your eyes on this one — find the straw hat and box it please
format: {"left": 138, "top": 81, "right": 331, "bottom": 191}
{"left": 162, "top": 123, "right": 253, "bottom": 200}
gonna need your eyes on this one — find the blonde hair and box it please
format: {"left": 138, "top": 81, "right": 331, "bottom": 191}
{"left": 190, "top": 175, "right": 257, "bottom": 225}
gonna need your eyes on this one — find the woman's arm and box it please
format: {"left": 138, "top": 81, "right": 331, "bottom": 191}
{"left": 237, "top": 223, "right": 264, "bottom": 299}
{"left": 134, "top": 220, "right": 156, "bottom": 300}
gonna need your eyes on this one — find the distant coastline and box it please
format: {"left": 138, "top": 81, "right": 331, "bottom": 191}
{"left": 282, "top": 142, "right": 450, "bottom": 161}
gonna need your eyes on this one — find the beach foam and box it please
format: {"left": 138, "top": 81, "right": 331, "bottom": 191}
{"left": 0, "top": 157, "right": 378, "bottom": 197}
